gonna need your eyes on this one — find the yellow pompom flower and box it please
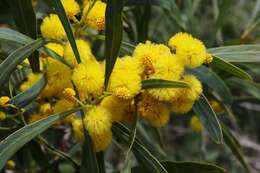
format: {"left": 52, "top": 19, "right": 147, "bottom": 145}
{"left": 84, "top": 106, "right": 112, "bottom": 151}
{"left": 45, "top": 43, "right": 64, "bottom": 57}
{"left": 108, "top": 56, "right": 142, "bottom": 100}
{"left": 168, "top": 32, "right": 210, "bottom": 68}
{"left": 62, "top": 88, "right": 76, "bottom": 102}
{"left": 40, "top": 14, "right": 66, "bottom": 40}
{"left": 61, "top": 0, "right": 80, "bottom": 19}
{"left": 0, "top": 111, "right": 6, "bottom": 121}
{"left": 190, "top": 115, "right": 204, "bottom": 132}
{"left": 138, "top": 93, "right": 170, "bottom": 128}
{"left": 101, "top": 96, "right": 134, "bottom": 122}
{"left": 39, "top": 103, "right": 53, "bottom": 115}
{"left": 180, "top": 75, "right": 202, "bottom": 101}
{"left": 72, "top": 119, "right": 84, "bottom": 143}
{"left": 53, "top": 99, "right": 76, "bottom": 123}
{"left": 0, "top": 96, "right": 10, "bottom": 107}
{"left": 210, "top": 100, "right": 223, "bottom": 113}
{"left": 171, "top": 98, "right": 195, "bottom": 114}
{"left": 83, "top": 1, "right": 106, "bottom": 30}
{"left": 72, "top": 60, "right": 104, "bottom": 101}
{"left": 6, "top": 160, "right": 16, "bottom": 169}
{"left": 148, "top": 54, "right": 184, "bottom": 101}
{"left": 64, "top": 39, "right": 94, "bottom": 67}
{"left": 133, "top": 41, "right": 172, "bottom": 77}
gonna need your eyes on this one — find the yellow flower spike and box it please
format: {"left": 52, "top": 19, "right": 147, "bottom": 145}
{"left": 0, "top": 96, "right": 10, "bottom": 107}
{"left": 0, "top": 111, "right": 6, "bottom": 121}
{"left": 62, "top": 88, "right": 76, "bottom": 102}
{"left": 40, "top": 14, "right": 66, "bottom": 40}
{"left": 108, "top": 56, "right": 142, "bottom": 100}
{"left": 72, "top": 60, "right": 104, "bottom": 101}
{"left": 138, "top": 93, "right": 170, "bottom": 128}
{"left": 61, "top": 0, "right": 80, "bottom": 19}
{"left": 84, "top": 106, "right": 112, "bottom": 151}
{"left": 72, "top": 119, "right": 84, "bottom": 143}
{"left": 83, "top": 1, "right": 106, "bottom": 31}
{"left": 64, "top": 39, "right": 94, "bottom": 67}
{"left": 190, "top": 115, "right": 204, "bottom": 132}
{"left": 100, "top": 95, "right": 134, "bottom": 122}
{"left": 6, "top": 160, "right": 16, "bottom": 169}
{"left": 168, "top": 32, "right": 208, "bottom": 68}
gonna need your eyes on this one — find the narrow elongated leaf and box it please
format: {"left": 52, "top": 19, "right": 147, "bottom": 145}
{"left": 222, "top": 124, "right": 251, "bottom": 173}
{"left": 227, "top": 78, "right": 260, "bottom": 100}
{"left": 80, "top": 130, "right": 100, "bottom": 173}
{"left": 112, "top": 123, "right": 167, "bottom": 173}
{"left": 193, "top": 95, "right": 223, "bottom": 143}
{"left": 208, "top": 45, "right": 260, "bottom": 62}
{"left": 142, "top": 79, "right": 189, "bottom": 89}
{"left": 0, "top": 38, "right": 46, "bottom": 87}
{"left": 8, "top": 0, "right": 39, "bottom": 72}
{"left": 51, "top": 0, "right": 81, "bottom": 63}
{"left": 10, "top": 73, "right": 46, "bottom": 108}
{"left": 189, "top": 66, "right": 233, "bottom": 104}
{"left": 0, "top": 28, "right": 71, "bottom": 67}
{"left": 104, "top": 0, "right": 124, "bottom": 88}
{"left": 213, "top": 56, "right": 252, "bottom": 81}
{"left": 132, "top": 161, "right": 226, "bottom": 173}
{"left": 0, "top": 107, "right": 82, "bottom": 170}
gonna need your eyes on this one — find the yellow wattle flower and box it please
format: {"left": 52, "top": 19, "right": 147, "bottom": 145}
{"left": 83, "top": 1, "right": 106, "bottom": 30}
{"left": 168, "top": 32, "right": 209, "bottom": 68}
{"left": 45, "top": 43, "right": 64, "bottom": 57}
{"left": 61, "top": 0, "right": 80, "bottom": 19}
{"left": 171, "top": 98, "right": 195, "bottom": 114}
{"left": 0, "top": 111, "right": 6, "bottom": 121}
{"left": 138, "top": 93, "right": 170, "bottom": 128}
{"left": 64, "top": 39, "right": 94, "bottom": 67}
{"left": 180, "top": 75, "right": 202, "bottom": 101}
{"left": 6, "top": 160, "right": 16, "bottom": 169}
{"left": 100, "top": 95, "right": 134, "bottom": 122}
{"left": 190, "top": 115, "right": 204, "bottom": 132}
{"left": 0, "top": 96, "right": 10, "bottom": 107}
{"left": 84, "top": 106, "right": 112, "bottom": 151}
{"left": 72, "top": 60, "right": 104, "bottom": 101}
{"left": 210, "top": 100, "right": 223, "bottom": 113}
{"left": 40, "top": 14, "right": 66, "bottom": 40}
{"left": 53, "top": 99, "right": 76, "bottom": 123}
{"left": 62, "top": 88, "right": 76, "bottom": 102}
{"left": 72, "top": 119, "right": 84, "bottom": 143}
{"left": 108, "top": 56, "right": 142, "bottom": 100}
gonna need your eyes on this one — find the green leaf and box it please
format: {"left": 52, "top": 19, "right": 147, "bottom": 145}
{"left": 208, "top": 45, "right": 260, "bottom": 62}
{"left": 193, "top": 94, "right": 223, "bottom": 144}
{"left": 132, "top": 161, "right": 226, "bottom": 173}
{"left": 0, "top": 107, "right": 82, "bottom": 170}
{"left": 0, "top": 38, "right": 46, "bottom": 88}
{"left": 0, "top": 28, "right": 71, "bottom": 68}
{"left": 142, "top": 79, "right": 189, "bottom": 89}
{"left": 7, "top": 0, "right": 39, "bottom": 72}
{"left": 189, "top": 66, "right": 233, "bottom": 105}
{"left": 226, "top": 78, "right": 260, "bottom": 100}
{"left": 51, "top": 0, "right": 81, "bottom": 63}
{"left": 10, "top": 73, "right": 46, "bottom": 108}
{"left": 112, "top": 123, "right": 167, "bottom": 173}
{"left": 222, "top": 124, "right": 251, "bottom": 173}
{"left": 212, "top": 56, "right": 252, "bottom": 81}
{"left": 104, "top": 0, "right": 124, "bottom": 89}
{"left": 80, "top": 130, "right": 100, "bottom": 173}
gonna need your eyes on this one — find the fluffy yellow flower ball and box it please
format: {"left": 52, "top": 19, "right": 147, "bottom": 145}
{"left": 45, "top": 43, "right": 64, "bottom": 57}
{"left": 148, "top": 54, "right": 184, "bottom": 101}
{"left": 64, "top": 39, "right": 94, "bottom": 67}
{"left": 40, "top": 14, "right": 66, "bottom": 40}
{"left": 168, "top": 32, "right": 210, "bottom": 68}
{"left": 83, "top": 1, "right": 106, "bottom": 30}
{"left": 190, "top": 115, "right": 204, "bottom": 132}
{"left": 138, "top": 93, "right": 170, "bottom": 128}
{"left": 180, "top": 75, "right": 202, "bottom": 101}
{"left": 108, "top": 56, "right": 142, "bottom": 100}
{"left": 101, "top": 96, "right": 134, "bottom": 122}
{"left": 72, "top": 119, "right": 84, "bottom": 143}
{"left": 0, "top": 111, "right": 6, "bottom": 121}
{"left": 61, "top": 0, "right": 80, "bottom": 19}
{"left": 72, "top": 60, "right": 104, "bottom": 101}
{"left": 6, "top": 160, "right": 16, "bottom": 169}
{"left": 84, "top": 106, "right": 112, "bottom": 151}
{"left": 53, "top": 99, "right": 76, "bottom": 123}
{"left": 0, "top": 96, "right": 10, "bottom": 107}
{"left": 133, "top": 41, "right": 172, "bottom": 77}
{"left": 210, "top": 100, "right": 223, "bottom": 113}
{"left": 171, "top": 98, "right": 195, "bottom": 114}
